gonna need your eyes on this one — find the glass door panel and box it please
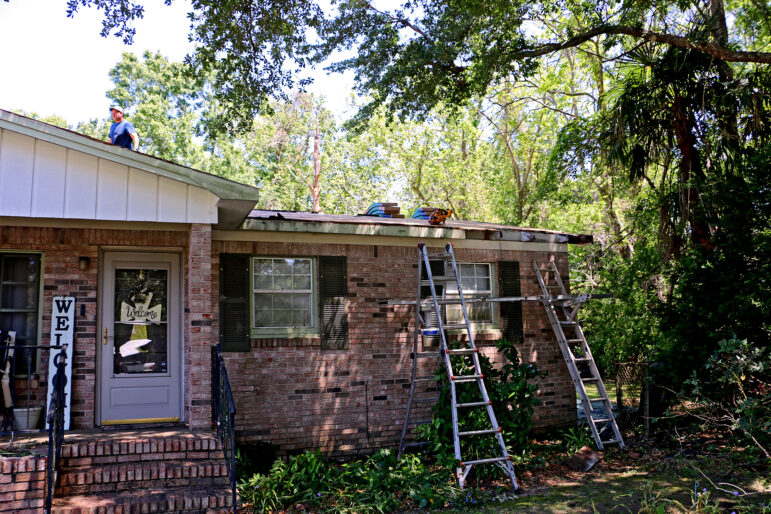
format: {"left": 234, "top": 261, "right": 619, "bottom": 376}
{"left": 113, "top": 268, "right": 168, "bottom": 376}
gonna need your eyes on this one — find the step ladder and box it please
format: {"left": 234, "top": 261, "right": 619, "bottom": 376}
{"left": 533, "top": 261, "right": 624, "bottom": 450}
{"left": 398, "top": 242, "right": 519, "bottom": 491}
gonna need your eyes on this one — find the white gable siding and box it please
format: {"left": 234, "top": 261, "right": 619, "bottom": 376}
{"left": 0, "top": 127, "right": 218, "bottom": 224}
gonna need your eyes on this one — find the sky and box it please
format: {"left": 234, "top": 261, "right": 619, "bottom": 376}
{"left": 0, "top": 0, "right": 356, "bottom": 125}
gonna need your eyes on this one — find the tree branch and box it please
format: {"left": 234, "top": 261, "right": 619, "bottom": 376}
{"left": 518, "top": 25, "right": 771, "bottom": 63}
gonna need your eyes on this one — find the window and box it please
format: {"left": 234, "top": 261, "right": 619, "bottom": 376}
{"left": 446, "top": 263, "right": 494, "bottom": 324}
{"left": 251, "top": 257, "right": 315, "bottom": 336}
{"left": 0, "top": 254, "right": 41, "bottom": 373}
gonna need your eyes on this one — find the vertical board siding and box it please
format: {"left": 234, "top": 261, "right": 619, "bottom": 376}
{"left": 158, "top": 176, "right": 188, "bottom": 223}
{"left": 31, "top": 140, "right": 67, "bottom": 218}
{"left": 96, "top": 159, "right": 129, "bottom": 220}
{"left": 127, "top": 167, "right": 159, "bottom": 221}
{"left": 0, "top": 129, "right": 219, "bottom": 223}
{"left": 187, "top": 186, "right": 218, "bottom": 223}
{"left": 64, "top": 149, "right": 98, "bottom": 220}
{"left": 0, "top": 130, "right": 35, "bottom": 216}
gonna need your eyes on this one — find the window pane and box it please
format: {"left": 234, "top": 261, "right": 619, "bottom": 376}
{"left": 273, "top": 275, "right": 292, "bottom": 290}
{"left": 254, "top": 274, "right": 272, "bottom": 290}
{"left": 253, "top": 308, "right": 271, "bottom": 327}
{"left": 293, "top": 275, "right": 311, "bottom": 290}
{"left": 252, "top": 257, "right": 315, "bottom": 329}
{"left": 253, "top": 294, "right": 273, "bottom": 311}
{"left": 292, "top": 294, "right": 310, "bottom": 310}
{"left": 2, "top": 255, "right": 39, "bottom": 282}
{"left": 273, "top": 310, "right": 292, "bottom": 325}
{"left": 292, "top": 310, "right": 311, "bottom": 326}
{"left": 273, "top": 259, "right": 292, "bottom": 275}
{"left": 273, "top": 295, "right": 292, "bottom": 309}
{"left": 295, "top": 260, "right": 311, "bottom": 274}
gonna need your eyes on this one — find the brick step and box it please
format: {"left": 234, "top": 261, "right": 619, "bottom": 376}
{"left": 60, "top": 433, "right": 222, "bottom": 469}
{"left": 51, "top": 485, "right": 234, "bottom": 514}
{"left": 55, "top": 459, "right": 230, "bottom": 496}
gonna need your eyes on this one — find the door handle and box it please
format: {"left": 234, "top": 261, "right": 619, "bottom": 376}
{"left": 103, "top": 327, "right": 110, "bottom": 345}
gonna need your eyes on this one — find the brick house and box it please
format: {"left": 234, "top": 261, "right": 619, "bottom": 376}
{"left": 0, "top": 109, "right": 583, "bottom": 457}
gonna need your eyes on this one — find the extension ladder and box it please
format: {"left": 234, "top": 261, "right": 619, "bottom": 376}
{"left": 533, "top": 261, "right": 624, "bottom": 450}
{"left": 398, "top": 242, "right": 519, "bottom": 490}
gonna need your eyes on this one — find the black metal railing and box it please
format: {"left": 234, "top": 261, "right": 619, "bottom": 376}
{"left": 0, "top": 339, "right": 67, "bottom": 514}
{"left": 212, "top": 343, "right": 238, "bottom": 513}
{"left": 45, "top": 345, "right": 67, "bottom": 513}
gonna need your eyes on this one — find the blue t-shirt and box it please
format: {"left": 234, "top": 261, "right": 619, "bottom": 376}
{"left": 109, "top": 120, "right": 137, "bottom": 150}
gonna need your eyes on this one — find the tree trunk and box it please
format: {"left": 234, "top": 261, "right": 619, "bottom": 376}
{"left": 672, "top": 97, "right": 712, "bottom": 248}
{"left": 311, "top": 122, "right": 322, "bottom": 213}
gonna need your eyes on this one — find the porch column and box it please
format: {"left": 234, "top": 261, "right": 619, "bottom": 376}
{"left": 186, "top": 223, "right": 213, "bottom": 428}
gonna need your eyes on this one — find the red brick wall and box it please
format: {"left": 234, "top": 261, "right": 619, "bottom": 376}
{"left": 213, "top": 240, "right": 576, "bottom": 456}
{"left": 0, "top": 224, "right": 211, "bottom": 430}
{"left": 0, "top": 455, "right": 46, "bottom": 512}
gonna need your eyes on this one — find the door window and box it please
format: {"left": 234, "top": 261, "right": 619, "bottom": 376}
{"left": 113, "top": 268, "right": 168, "bottom": 375}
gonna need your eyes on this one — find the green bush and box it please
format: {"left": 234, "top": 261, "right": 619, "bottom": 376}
{"left": 416, "top": 339, "right": 546, "bottom": 472}
{"left": 683, "top": 338, "right": 771, "bottom": 457}
{"left": 238, "top": 449, "right": 461, "bottom": 513}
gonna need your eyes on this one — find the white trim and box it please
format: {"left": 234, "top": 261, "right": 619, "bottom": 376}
{"left": 213, "top": 229, "right": 569, "bottom": 253}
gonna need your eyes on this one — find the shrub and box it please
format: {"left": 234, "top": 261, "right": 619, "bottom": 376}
{"left": 416, "top": 339, "right": 546, "bottom": 473}
{"left": 238, "top": 449, "right": 461, "bottom": 513}
{"left": 683, "top": 338, "right": 771, "bottom": 458}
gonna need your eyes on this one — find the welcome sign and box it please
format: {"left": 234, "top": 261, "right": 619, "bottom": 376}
{"left": 46, "top": 296, "right": 74, "bottom": 430}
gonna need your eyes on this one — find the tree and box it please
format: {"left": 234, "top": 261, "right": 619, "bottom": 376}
{"left": 58, "top": 0, "right": 771, "bottom": 134}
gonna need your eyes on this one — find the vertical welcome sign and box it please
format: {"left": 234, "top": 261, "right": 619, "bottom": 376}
{"left": 46, "top": 296, "right": 74, "bottom": 430}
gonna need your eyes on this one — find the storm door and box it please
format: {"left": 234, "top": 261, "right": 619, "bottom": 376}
{"left": 99, "top": 252, "right": 181, "bottom": 425}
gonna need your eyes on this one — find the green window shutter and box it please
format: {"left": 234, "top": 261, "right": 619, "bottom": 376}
{"left": 498, "top": 261, "right": 523, "bottom": 345}
{"left": 319, "top": 256, "right": 348, "bottom": 350}
{"left": 219, "top": 254, "right": 251, "bottom": 352}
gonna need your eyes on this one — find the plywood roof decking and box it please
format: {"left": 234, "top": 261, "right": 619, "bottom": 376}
{"left": 244, "top": 210, "right": 593, "bottom": 245}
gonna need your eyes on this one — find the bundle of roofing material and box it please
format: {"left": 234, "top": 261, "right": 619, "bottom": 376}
{"left": 364, "top": 202, "right": 404, "bottom": 218}
{"left": 411, "top": 207, "right": 438, "bottom": 220}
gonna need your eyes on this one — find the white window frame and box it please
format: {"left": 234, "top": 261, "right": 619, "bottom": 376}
{"left": 249, "top": 257, "right": 319, "bottom": 338}
{"left": 446, "top": 262, "right": 495, "bottom": 325}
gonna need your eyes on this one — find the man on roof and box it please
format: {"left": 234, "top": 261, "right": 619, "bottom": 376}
{"left": 108, "top": 105, "right": 139, "bottom": 151}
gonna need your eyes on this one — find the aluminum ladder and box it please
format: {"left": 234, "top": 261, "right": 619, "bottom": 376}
{"left": 398, "top": 242, "right": 519, "bottom": 490}
{"left": 533, "top": 261, "right": 624, "bottom": 450}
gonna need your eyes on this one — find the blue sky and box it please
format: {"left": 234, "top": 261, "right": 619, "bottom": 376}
{"left": 0, "top": 0, "right": 355, "bottom": 125}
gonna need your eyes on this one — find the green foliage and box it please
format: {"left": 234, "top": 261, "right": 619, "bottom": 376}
{"left": 659, "top": 146, "right": 771, "bottom": 397}
{"left": 683, "top": 338, "right": 771, "bottom": 456}
{"left": 559, "top": 426, "right": 595, "bottom": 454}
{"left": 416, "top": 339, "right": 545, "bottom": 473}
{"left": 238, "top": 449, "right": 461, "bottom": 513}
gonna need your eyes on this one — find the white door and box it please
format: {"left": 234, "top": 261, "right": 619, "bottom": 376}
{"left": 99, "top": 252, "right": 182, "bottom": 425}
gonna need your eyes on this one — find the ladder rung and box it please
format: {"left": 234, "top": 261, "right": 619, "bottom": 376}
{"left": 459, "top": 428, "right": 499, "bottom": 437}
{"left": 581, "top": 376, "right": 600, "bottom": 382}
{"left": 451, "top": 374, "right": 482, "bottom": 382}
{"left": 574, "top": 357, "right": 591, "bottom": 362}
{"left": 566, "top": 338, "right": 583, "bottom": 344}
{"left": 560, "top": 321, "right": 577, "bottom": 326}
{"left": 421, "top": 276, "right": 456, "bottom": 284}
{"left": 415, "top": 376, "right": 438, "bottom": 382}
{"left": 591, "top": 418, "right": 611, "bottom": 424}
{"left": 459, "top": 456, "right": 509, "bottom": 466}
{"left": 601, "top": 439, "right": 620, "bottom": 445}
{"left": 446, "top": 348, "right": 476, "bottom": 355}
{"left": 442, "top": 323, "right": 468, "bottom": 329}
{"left": 457, "top": 401, "right": 491, "bottom": 408}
